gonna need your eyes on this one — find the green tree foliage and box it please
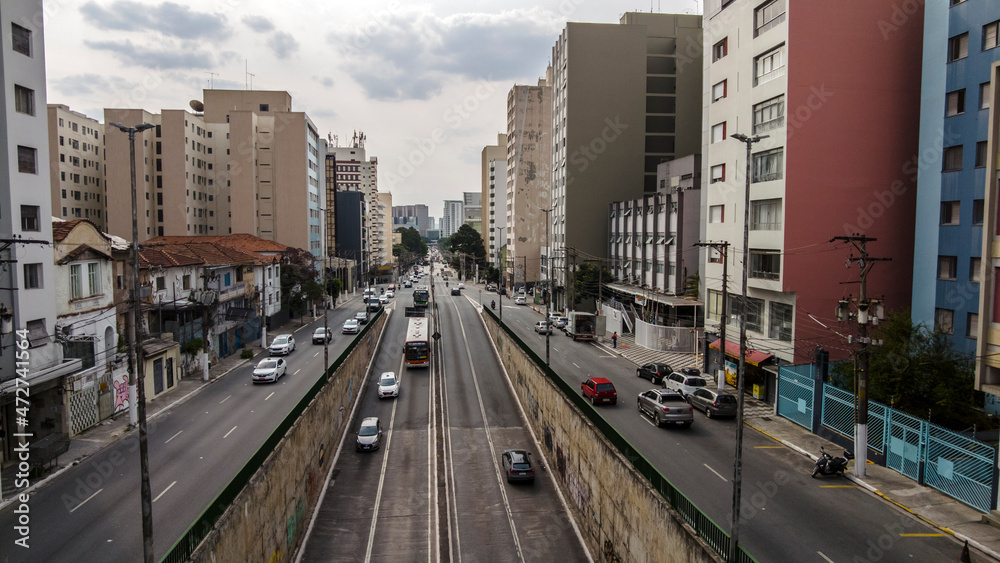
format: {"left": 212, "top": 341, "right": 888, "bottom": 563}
{"left": 572, "top": 262, "right": 614, "bottom": 305}
{"left": 684, "top": 271, "right": 700, "bottom": 299}
{"left": 829, "top": 310, "right": 989, "bottom": 430}
{"left": 302, "top": 279, "right": 325, "bottom": 304}
{"left": 438, "top": 236, "right": 451, "bottom": 252}
{"left": 447, "top": 225, "right": 486, "bottom": 280}
{"left": 396, "top": 227, "right": 428, "bottom": 256}
{"left": 326, "top": 276, "right": 343, "bottom": 305}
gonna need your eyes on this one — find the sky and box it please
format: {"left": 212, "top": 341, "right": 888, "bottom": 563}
{"left": 43, "top": 0, "right": 701, "bottom": 220}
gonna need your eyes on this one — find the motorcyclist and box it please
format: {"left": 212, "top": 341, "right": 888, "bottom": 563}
{"left": 491, "top": 300, "right": 496, "bottom": 310}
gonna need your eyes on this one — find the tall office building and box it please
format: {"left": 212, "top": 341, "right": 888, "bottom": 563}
{"left": 482, "top": 134, "right": 508, "bottom": 269}
{"left": 327, "top": 134, "right": 379, "bottom": 270}
{"left": 392, "top": 204, "right": 429, "bottom": 237}
{"left": 375, "top": 191, "right": 393, "bottom": 270}
{"left": 47, "top": 105, "right": 105, "bottom": 229}
{"left": 550, "top": 13, "right": 703, "bottom": 304}
{"left": 507, "top": 76, "right": 552, "bottom": 291}
{"left": 442, "top": 200, "right": 463, "bottom": 237}
{"left": 463, "top": 191, "right": 482, "bottom": 234}
{"left": 702, "top": 0, "right": 921, "bottom": 363}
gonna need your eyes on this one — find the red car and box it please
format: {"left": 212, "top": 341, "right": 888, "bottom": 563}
{"left": 581, "top": 377, "right": 617, "bottom": 405}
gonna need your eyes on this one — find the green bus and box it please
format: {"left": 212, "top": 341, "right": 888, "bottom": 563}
{"left": 413, "top": 285, "right": 430, "bottom": 307}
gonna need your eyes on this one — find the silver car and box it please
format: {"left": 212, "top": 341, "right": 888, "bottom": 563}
{"left": 252, "top": 358, "right": 286, "bottom": 383}
{"left": 637, "top": 389, "right": 693, "bottom": 428}
{"left": 687, "top": 388, "right": 739, "bottom": 419}
{"left": 356, "top": 417, "right": 383, "bottom": 452}
{"left": 268, "top": 334, "right": 295, "bottom": 356}
{"left": 377, "top": 372, "right": 399, "bottom": 399}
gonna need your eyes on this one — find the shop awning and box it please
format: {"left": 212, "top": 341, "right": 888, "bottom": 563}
{"left": 709, "top": 339, "right": 773, "bottom": 366}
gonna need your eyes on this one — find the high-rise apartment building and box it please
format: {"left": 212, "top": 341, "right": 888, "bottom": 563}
{"left": 507, "top": 76, "right": 552, "bottom": 291}
{"left": 442, "top": 200, "right": 463, "bottom": 237}
{"left": 327, "top": 135, "right": 379, "bottom": 271}
{"left": 375, "top": 191, "right": 393, "bottom": 270}
{"left": 463, "top": 192, "right": 482, "bottom": 234}
{"left": 550, "top": 13, "right": 703, "bottom": 305}
{"left": 482, "top": 134, "right": 508, "bottom": 267}
{"left": 48, "top": 105, "right": 105, "bottom": 229}
{"left": 701, "top": 0, "right": 921, "bottom": 364}
{"left": 392, "top": 204, "right": 429, "bottom": 237}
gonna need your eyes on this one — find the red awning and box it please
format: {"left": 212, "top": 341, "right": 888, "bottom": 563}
{"left": 709, "top": 339, "right": 773, "bottom": 367}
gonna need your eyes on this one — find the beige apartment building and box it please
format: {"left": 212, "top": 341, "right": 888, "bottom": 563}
{"left": 481, "top": 133, "right": 507, "bottom": 267}
{"left": 375, "top": 191, "right": 393, "bottom": 270}
{"left": 506, "top": 76, "right": 552, "bottom": 293}
{"left": 47, "top": 105, "right": 105, "bottom": 229}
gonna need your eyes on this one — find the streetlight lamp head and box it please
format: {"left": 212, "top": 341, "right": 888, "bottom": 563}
{"left": 136, "top": 123, "right": 155, "bottom": 132}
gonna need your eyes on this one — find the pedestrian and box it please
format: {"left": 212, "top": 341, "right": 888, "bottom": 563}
{"left": 612, "top": 332, "right": 618, "bottom": 348}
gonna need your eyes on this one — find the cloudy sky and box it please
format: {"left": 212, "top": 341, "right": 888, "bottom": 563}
{"left": 44, "top": 0, "right": 700, "bottom": 220}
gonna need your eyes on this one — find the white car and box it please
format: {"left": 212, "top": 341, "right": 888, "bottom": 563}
{"left": 377, "top": 371, "right": 399, "bottom": 399}
{"left": 515, "top": 295, "right": 527, "bottom": 305}
{"left": 343, "top": 319, "right": 360, "bottom": 334}
{"left": 534, "top": 321, "right": 552, "bottom": 334}
{"left": 252, "top": 358, "right": 286, "bottom": 383}
{"left": 269, "top": 334, "right": 295, "bottom": 356}
{"left": 386, "top": 290, "right": 395, "bottom": 298}
{"left": 457, "top": 282, "right": 465, "bottom": 289}
{"left": 379, "top": 294, "right": 388, "bottom": 304}
{"left": 548, "top": 314, "right": 568, "bottom": 329}
{"left": 312, "top": 328, "right": 331, "bottom": 344}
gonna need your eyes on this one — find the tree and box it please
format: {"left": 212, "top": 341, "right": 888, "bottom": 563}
{"left": 447, "top": 224, "right": 486, "bottom": 279}
{"left": 396, "top": 226, "right": 428, "bottom": 256}
{"left": 572, "top": 262, "right": 614, "bottom": 306}
{"left": 438, "top": 236, "right": 451, "bottom": 252}
{"left": 326, "top": 276, "right": 343, "bottom": 306}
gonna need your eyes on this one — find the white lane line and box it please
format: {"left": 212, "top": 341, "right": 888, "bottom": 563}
{"left": 265, "top": 392, "right": 275, "bottom": 401}
{"left": 165, "top": 430, "right": 183, "bottom": 444}
{"left": 436, "top": 319, "right": 459, "bottom": 563}
{"left": 69, "top": 488, "right": 103, "bottom": 513}
{"left": 152, "top": 480, "right": 177, "bottom": 503}
{"left": 817, "top": 552, "right": 835, "bottom": 563}
{"left": 704, "top": 463, "right": 728, "bottom": 482}
{"left": 313, "top": 352, "right": 319, "bottom": 358}
{"left": 294, "top": 369, "right": 301, "bottom": 375}
{"left": 572, "top": 362, "right": 581, "bottom": 369}
{"left": 223, "top": 426, "right": 238, "bottom": 439}
{"left": 364, "top": 386, "right": 399, "bottom": 563}
{"left": 220, "top": 395, "right": 232, "bottom": 404}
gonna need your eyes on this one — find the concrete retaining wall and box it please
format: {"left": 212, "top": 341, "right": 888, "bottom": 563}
{"left": 484, "top": 315, "right": 723, "bottom": 563}
{"left": 189, "top": 313, "right": 387, "bottom": 563}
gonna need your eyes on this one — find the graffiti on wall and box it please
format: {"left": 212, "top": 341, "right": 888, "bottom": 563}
{"left": 286, "top": 499, "right": 305, "bottom": 550}
{"left": 112, "top": 371, "right": 130, "bottom": 414}
{"left": 566, "top": 469, "right": 590, "bottom": 513}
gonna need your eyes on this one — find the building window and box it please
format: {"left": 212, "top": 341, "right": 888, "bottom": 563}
{"left": 88, "top": 263, "right": 101, "bottom": 295}
{"left": 754, "top": 45, "right": 785, "bottom": 86}
{"left": 753, "top": 95, "right": 784, "bottom": 134}
{"left": 940, "top": 201, "right": 960, "bottom": 225}
{"left": 749, "top": 250, "right": 781, "bottom": 280}
{"left": 712, "top": 38, "right": 728, "bottom": 61}
{"left": 711, "top": 122, "right": 727, "bottom": 143}
{"left": 712, "top": 80, "right": 727, "bottom": 102}
{"left": 26, "top": 319, "right": 48, "bottom": 348}
{"left": 976, "top": 141, "right": 989, "bottom": 168}
{"left": 729, "top": 295, "right": 765, "bottom": 333}
{"left": 974, "top": 199, "right": 984, "bottom": 225}
{"left": 938, "top": 255, "right": 957, "bottom": 280}
{"left": 935, "top": 308, "right": 954, "bottom": 334}
{"left": 17, "top": 145, "right": 37, "bottom": 174}
{"left": 14, "top": 85, "right": 34, "bottom": 115}
{"left": 156, "top": 276, "right": 166, "bottom": 291}
{"left": 946, "top": 89, "right": 966, "bottom": 116}
{"left": 752, "top": 148, "right": 783, "bottom": 182}
{"left": 948, "top": 32, "right": 969, "bottom": 62}
{"left": 981, "top": 83, "right": 991, "bottom": 109}
{"left": 968, "top": 312, "right": 979, "bottom": 338}
{"left": 769, "top": 301, "right": 793, "bottom": 341}
{"left": 971, "top": 257, "right": 981, "bottom": 283}
{"left": 709, "top": 247, "right": 723, "bottom": 264}
{"left": 710, "top": 164, "right": 726, "bottom": 183}
{"left": 754, "top": 0, "right": 786, "bottom": 37}
{"left": 751, "top": 198, "right": 782, "bottom": 230}
{"left": 20, "top": 205, "right": 40, "bottom": 231}
{"left": 943, "top": 145, "right": 963, "bottom": 171}
{"left": 11, "top": 23, "right": 31, "bottom": 56}
{"left": 259, "top": 104, "right": 269, "bottom": 112}
{"left": 23, "top": 263, "right": 42, "bottom": 289}
{"left": 707, "top": 289, "right": 723, "bottom": 321}
{"left": 70, "top": 264, "right": 82, "bottom": 298}
{"left": 709, "top": 204, "right": 725, "bottom": 223}
{"left": 950, "top": 0, "right": 966, "bottom": 5}
{"left": 984, "top": 20, "right": 999, "bottom": 51}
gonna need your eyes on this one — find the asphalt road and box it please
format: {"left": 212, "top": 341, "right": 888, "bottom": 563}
{"left": 300, "top": 276, "right": 588, "bottom": 563}
{"left": 494, "top": 293, "right": 964, "bottom": 563}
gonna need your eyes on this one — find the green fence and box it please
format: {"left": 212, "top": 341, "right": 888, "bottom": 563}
{"left": 486, "top": 308, "right": 756, "bottom": 563}
{"left": 160, "top": 307, "right": 384, "bottom": 563}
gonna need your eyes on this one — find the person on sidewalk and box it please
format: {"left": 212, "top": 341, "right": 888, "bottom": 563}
{"left": 612, "top": 332, "right": 618, "bottom": 348}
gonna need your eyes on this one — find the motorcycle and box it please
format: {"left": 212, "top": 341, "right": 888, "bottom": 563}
{"left": 491, "top": 300, "right": 496, "bottom": 310}
{"left": 812, "top": 446, "right": 854, "bottom": 478}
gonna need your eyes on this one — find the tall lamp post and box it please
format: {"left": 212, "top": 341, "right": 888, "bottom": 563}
{"left": 539, "top": 207, "right": 553, "bottom": 365}
{"left": 728, "top": 132, "right": 767, "bottom": 562}
{"left": 109, "top": 121, "right": 156, "bottom": 563}
{"left": 494, "top": 226, "right": 504, "bottom": 325}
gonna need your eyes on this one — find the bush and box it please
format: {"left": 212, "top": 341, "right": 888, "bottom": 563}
{"left": 181, "top": 338, "right": 204, "bottom": 356}
{"left": 240, "top": 348, "right": 254, "bottom": 360}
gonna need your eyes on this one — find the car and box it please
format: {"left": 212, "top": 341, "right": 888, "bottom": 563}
{"left": 662, "top": 370, "right": 708, "bottom": 398}
{"left": 581, "top": 377, "right": 617, "bottom": 405}
{"left": 451, "top": 288, "right": 461, "bottom": 296}
{"left": 457, "top": 282, "right": 465, "bottom": 289}
{"left": 342, "top": 319, "right": 360, "bottom": 334}
{"left": 534, "top": 321, "right": 552, "bottom": 334}
{"left": 548, "top": 313, "right": 567, "bottom": 329}
{"left": 268, "top": 334, "right": 295, "bottom": 356}
{"left": 403, "top": 280, "right": 413, "bottom": 288}
{"left": 515, "top": 295, "right": 527, "bottom": 305}
{"left": 687, "top": 388, "right": 739, "bottom": 419}
{"left": 637, "top": 389, "right": 693, "bottom": 427}
{"left": 637, "top": 362, "right": 673, "bottom": 385}
{"left": 379, "top": 294, "right": 388, "bottom": 304}
{"left": 355, "top": 311, "right": 369, "bottom": 324}
{"left": 377, "top": 371, "right": 399, "bottom": 399}
{"left": 312, "top": 328, "right": 331, "bottom": 344}
{"left": 386, "top": 290, "right": 395, "bottom": 298}
{"left": 500, "top": 449, "right": 535, "bottom": 483}
{"left": 356, "top": 417, "right": 383, "bottom": 451}
{"left": 388, "top": 284, "right": 396, "bottom": 291}
{"left": 486, "top": 283, "right": 497, "bottom": 292}
{"left": 252, "top": 358, "right": 287, "bottom": 383}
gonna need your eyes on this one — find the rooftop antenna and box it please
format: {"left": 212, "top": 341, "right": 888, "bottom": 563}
{"left": 205, "top": 71, "right": 217, "bottom": 89}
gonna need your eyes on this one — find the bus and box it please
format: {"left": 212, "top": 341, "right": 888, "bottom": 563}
{"left": 413, "top": 285, "right": 430, "bottom": 307}
{"left": 404, "top": 317, "right": 430, "bottom": 368}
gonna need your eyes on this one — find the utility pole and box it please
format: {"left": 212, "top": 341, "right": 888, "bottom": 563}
{"left": 831, "top": 234, "right": 889, "bottom": 479}
{"left": 696, "top": 241, "right": 730, "bottom": 392}
{"left": 540, "top": 207, "right": 553, "bottom": 365}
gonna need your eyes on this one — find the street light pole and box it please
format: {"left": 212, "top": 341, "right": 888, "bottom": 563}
{"left": 494, "top": 226, "right": 504, "bottom": 326}
{"left": 110, "top": 121, "right": 156, "bottom": 563}
{"left": 540, "top": 207, "right": 553, "bottom": 365}
{"left": 728, "top": 132, "right": 767, "bottom": 562}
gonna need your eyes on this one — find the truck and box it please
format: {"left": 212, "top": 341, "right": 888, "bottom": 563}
{"left": 567, "top": 312, "right": 596, "bottom": 341}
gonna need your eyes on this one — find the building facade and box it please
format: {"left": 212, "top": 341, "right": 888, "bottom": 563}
{"left": 482, "top": 134, "right": 508, "bottom": 265}
{"left": 392, "top": 204, "right": 429, "bottom": 237}
{"left": 441, "top": 200, "right": 463, "bottom": 237}
{"left": 462, "top": 191, "right": 482, "bottom": 235}
{"left": 47, "top": 105, "right": 105, "bottom": 229}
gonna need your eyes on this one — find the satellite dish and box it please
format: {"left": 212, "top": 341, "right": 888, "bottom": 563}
{"left": 189, "top": 100, "right": 204, "bottom": 113}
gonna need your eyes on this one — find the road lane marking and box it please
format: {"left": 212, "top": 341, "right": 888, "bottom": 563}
{"left": 220, "top": 395, "right": 232, "bottom": 404}
{"left": 754, "top": 446, "right": 783, "bottom": 448}
{"left": 820, "top": 485, "right": 855, "bottom": 488}
{"left": 69, "top": 488, "right": 103, "bottom": 513}
{"left": 314, "top": 352, "right": 319, "bottom": 357}
{"left": 817, "top": 552, "right": 834, "bottom": 563}
{"left": 364, "top": 384, "right": 399, "bottom": 563}
{"left": 265, "top": 392, "right": 275, "bottom": 401}
{"left": 223, "top": 426, "right": 238, "bottom": 439}
{"left": 704, "top": 464, "right": 728, "bottom": 482}
{"left": 165, "top": 430, "right": 183, "bottom": 444}
{"left": 900, "top": 533, "right": 943, "bottom": 537}
{"left": 153, "top": 481, "right": 177, "bottom": 503}
{"left": 572, "top": 362, "right": 581, "bottom": 369}
{"left": 294, "top": 369, "right": 301, "bottom": 375}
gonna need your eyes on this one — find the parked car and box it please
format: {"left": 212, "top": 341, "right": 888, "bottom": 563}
{"left": 486, "top": 283, "right": 497, "bottom": 292}
{"left": 377, "top": 371, "right": 399, "bottom": 399}
{"left": 356, "top": 311, "right": 369, "bottom": 324}
{"left": 500, "top": 449, "right": 535, "bottom": 483}
{"left": 687, "top": 388, "right": 738, "bottom": 419}
{"left": 451, "top": 288, "right": 462, "bottom": 296}
{"left": 268, "top": 334, "right": 295, "bottom": 356}
{"left": 548, "top": 313, "right": 567, "bottom": 329}
{"left": 637, "top": 362, "right": 673, "bottom": 385}
{"left": 534, "top": 321, "right": 552, "bottom": 334}
{"left": 356, "top": 417, "right": 383, "bottom": 452}
{"left": 312, "top": 328, "right": 331, "bottom": 344}
{"left": 637, "top": 389, "right": 692, "bottom": 427}
{"left": 343, "top": 319, "right": 360, "bottom": 334}
{"left": 252, "top": 358, "right": 287, "bottom": 383}
{"left": 581, "top": 377, "right": 617, "bottom": 405}
{"left": 662, "top": 370, "right": 708, "bottom": 398}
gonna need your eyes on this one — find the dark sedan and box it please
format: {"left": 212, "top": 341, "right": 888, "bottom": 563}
{"left": 687, "top": 388, "right": 738, "bottom": 419}
{"left": 501, "top": 449, "right": 535, "bottom": 483}
{"left": 636, "top": 362, "right": 673, "bottom": 385}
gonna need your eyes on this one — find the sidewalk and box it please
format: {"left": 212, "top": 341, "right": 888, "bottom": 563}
{"left": 0, "top": 292, "right": 361, "bottom": 508}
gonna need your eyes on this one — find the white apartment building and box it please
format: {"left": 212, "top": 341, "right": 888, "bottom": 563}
{"left": 482, "top": 134, "right": 508, "bottom": 263}
{"left": 442, "top": 200, "right": 463, "bottom": 237}
{"left": 48, "top": 105, "right": 105, "bottom": 229}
